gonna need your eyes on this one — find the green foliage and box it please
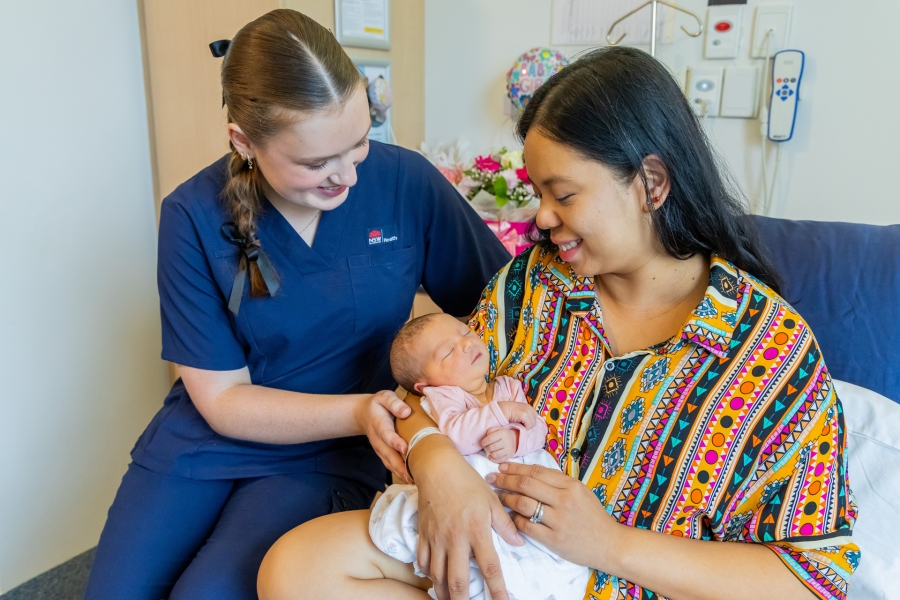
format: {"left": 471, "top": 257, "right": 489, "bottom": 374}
{"left": 493, "top": 175, "right": 508, "bottom": 199}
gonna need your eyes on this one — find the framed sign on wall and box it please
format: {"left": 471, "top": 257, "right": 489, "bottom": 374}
{"left": 335, "top": 0, "right": 390, "bottom": 50}
{"left": 353, "top": 56, "right": 393, "bottom": 144}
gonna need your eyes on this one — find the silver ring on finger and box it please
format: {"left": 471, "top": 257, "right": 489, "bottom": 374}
{"left": 530, "top": 500, "right": 544, "bottom": 524}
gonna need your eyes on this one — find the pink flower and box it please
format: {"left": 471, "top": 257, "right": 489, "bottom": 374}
{"left": 474, "top": 155, "right": 501, "bottom": 172}
{"left": 515, "top": 166, "right": 531, "bottom": 185}
{"left": 499, "top": 169, "right": 519, "bottom": 193}
{"left": 436, "top": 164, "right": 463, "bottom": 184}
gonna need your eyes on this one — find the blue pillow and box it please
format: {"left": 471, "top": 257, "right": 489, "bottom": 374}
{"left": 754, "top": 216, "right": 900, "bottom": 403}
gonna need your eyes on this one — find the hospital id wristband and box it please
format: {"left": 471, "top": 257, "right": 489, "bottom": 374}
{"left": 404, "top": 427, "right": 443, "bottom": 482}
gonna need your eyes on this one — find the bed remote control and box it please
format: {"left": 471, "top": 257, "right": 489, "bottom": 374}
{"left": 767, "top": 50, "right": 805, "bottom": 142}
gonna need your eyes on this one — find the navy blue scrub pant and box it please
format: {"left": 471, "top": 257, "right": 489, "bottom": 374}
{"left": 84, "top": 463, "right": 378, "bottom": 600}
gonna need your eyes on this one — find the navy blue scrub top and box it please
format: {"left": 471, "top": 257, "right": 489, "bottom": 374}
{"left": 132, "top": 141, "right": 511, "bottom": 486}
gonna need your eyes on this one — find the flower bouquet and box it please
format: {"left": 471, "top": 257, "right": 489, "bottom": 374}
{"left": 419, "top": 142, "right": 538, "bottom": 256}
{"left": 460, "top": 148, "right": 537, "bottom": 210}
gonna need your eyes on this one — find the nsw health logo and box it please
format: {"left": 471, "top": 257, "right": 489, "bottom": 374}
{"left": 367, "top": 227, "right": 397, "bottom": 245}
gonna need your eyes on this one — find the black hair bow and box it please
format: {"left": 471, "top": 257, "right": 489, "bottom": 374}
{"left": 209, "top": 39, "right": 231, "bottom": 58}
{"left": 221, "top": 223, "right": 280, "bottom": 315}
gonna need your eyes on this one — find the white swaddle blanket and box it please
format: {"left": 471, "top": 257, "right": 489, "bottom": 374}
{"left": 369, "top": 450, "right": 591, "bottom": 600}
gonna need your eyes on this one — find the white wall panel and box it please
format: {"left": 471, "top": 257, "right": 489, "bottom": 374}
{"left": 0, "top": 0, "right": 169, "bottom": 591}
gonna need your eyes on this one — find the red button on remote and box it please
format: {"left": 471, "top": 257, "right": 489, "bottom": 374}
{"left": 777, "top": 78, "right": 782, "bottom": 83}
{"left": 714, "top": 21, "right": 732, "bottom": 32}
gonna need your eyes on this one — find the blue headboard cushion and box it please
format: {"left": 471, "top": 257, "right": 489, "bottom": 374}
{"left": 753, "top": 216, "right": 900, "bottom": 403}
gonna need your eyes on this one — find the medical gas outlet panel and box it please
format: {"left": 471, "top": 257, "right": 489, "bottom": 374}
{"left": 686, "top": 3, "right": 796, "bottom": 120}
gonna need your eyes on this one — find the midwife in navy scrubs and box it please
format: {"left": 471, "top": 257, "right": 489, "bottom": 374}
{"left": 84, "top": 10, "right": 509, "bottom": 600}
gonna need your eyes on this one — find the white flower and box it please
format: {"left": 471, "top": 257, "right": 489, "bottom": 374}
{"left": 500, "top": 149, "right": 524, "bottom": 170}
{"left": 457, "top": 175, "right": 480, "bottom": 197}
{"left": 499, "top": 168, "right": 519, "bottom": 192}
{"left": 418, "top": 140, "right": 470, "bottom": 171}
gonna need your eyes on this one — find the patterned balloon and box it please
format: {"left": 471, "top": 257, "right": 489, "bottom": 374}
{"left": 506, "top": 47, "right": 569, "bottom": 111}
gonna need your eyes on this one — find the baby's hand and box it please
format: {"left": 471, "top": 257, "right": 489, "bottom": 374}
{"left": 481, "top": 426, "right": 518, "bottom": 463}
{"left": 496, "top": 401, "right": 537, "bottom": 430}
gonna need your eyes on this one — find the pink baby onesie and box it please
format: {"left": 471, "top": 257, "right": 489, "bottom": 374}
{"left": 422, "top": 375, "right": 548, "bottom": 457}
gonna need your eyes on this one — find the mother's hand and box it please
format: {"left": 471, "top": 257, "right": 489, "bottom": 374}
{"left": 414, "top": 439, "right": 524, "bottom": 600}
{"left": 354, "top": 390, "right": 413, "bottom": 483}
{"left": 487, "top": 462, "right": 621, "bottom": 570}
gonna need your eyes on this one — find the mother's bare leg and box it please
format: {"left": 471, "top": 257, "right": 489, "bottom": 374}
{"left": 257, "top": 509, "right": 430, "bottom": 600}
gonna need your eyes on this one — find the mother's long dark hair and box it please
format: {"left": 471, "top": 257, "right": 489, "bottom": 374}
{"left": 518, "top": 46, "right": 781, "bottom": 293}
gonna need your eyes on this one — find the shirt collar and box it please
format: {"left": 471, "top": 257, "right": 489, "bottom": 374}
{"left": 680, "top": 257, "right": 741, "bottom": 358}
{"left": 532, "top": 252, "right": 593, "bottom": 310}
{"left": 540, "top": 253, "right": 743, "bottom": 358}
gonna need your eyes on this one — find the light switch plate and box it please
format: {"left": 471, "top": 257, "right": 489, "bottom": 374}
{"left": 721, "top": 66, "right": 759, "bottom": 118}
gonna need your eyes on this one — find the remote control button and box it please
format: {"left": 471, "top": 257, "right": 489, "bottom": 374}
{"left": 791, "top": 78, "right": 797, "bottom": 82}
{"left": 714, "top": 21, "right": 732, "bottom": 32}
{"left": 777, "top": 78, "right": 782, "bottom": 83}
{"left": 781, "top": 96, "right": 788, "bottom": 101}
{"left": 788, "top": 90, "right": 794, "bottom": 95}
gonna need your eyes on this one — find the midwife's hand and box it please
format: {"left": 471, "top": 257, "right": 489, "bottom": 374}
{"left": 481, "top": 426, "right": 518, "bottom": 463}
{"left": 415, "top": 440, "right": 524, "bottom": 600}
{"left": 354, "top": 390, "right": 412, "bottom": 483}
{"left": 488, "top": 461, "right": 622, "bottom": 570}
{"left": 496, "top": 401, "right": 537, "bottom": 429}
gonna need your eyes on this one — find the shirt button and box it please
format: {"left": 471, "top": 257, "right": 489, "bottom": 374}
{"left": 570, "top": 448, "right": 582, "bottom": 460}
{"left": 605, "top": 361, "right": 615, "bottom": 371}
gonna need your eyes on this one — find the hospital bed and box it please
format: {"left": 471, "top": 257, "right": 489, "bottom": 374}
{"left": 755, "top": 216, "right": 900, "bottom": 599}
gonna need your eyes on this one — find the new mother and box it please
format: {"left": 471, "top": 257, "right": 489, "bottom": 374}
{"left": 83, "top": 10, "right": 509, "bottom": 600}
{"left": 260, "top": 47, "right": 860, "bottom": 600}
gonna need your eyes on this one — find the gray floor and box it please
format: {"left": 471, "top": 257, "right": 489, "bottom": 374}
{"left": 0, "top": 548, "right": 94, "bottom": 600}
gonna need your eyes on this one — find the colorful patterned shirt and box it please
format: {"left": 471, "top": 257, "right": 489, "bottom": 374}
{"left": 469, "top": 247, "right": 859, "bottom": 600}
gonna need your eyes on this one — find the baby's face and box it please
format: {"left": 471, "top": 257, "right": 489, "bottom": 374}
{"left": 414, "top": 314, "right": 490, "bottom": 393}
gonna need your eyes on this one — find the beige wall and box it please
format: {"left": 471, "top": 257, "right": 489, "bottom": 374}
{"left": 141, "top": 0, "right": 425, "bottom": 206}
{"left": 140, "top": 0, "right": 274, "bottom": 208}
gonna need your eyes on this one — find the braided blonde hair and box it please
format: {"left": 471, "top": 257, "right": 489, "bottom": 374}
{"left": 220, "top": 9, "right": 365, "bottom": 296}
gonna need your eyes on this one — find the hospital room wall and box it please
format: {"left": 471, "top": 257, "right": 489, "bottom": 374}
{"left": 0, "top": 1, "right": 169, "bottom": 592}
{"left": 425, "top": 0, "right": 900, "bottom": 225}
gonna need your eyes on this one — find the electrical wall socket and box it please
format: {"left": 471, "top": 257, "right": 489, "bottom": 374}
{"left": 750, "top": 4, "right": 793, "bottom": 58}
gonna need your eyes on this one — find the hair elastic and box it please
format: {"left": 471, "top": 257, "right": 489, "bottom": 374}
{"left": 210, "top": 39, "right": 232, "bottom": 107}
{"left": 209, "top": 39, "right": 231, "bottom": 58}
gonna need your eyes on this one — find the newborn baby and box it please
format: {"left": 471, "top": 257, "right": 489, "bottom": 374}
{"left": 369, "top": 313, "right": 590, "bottom": 600}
